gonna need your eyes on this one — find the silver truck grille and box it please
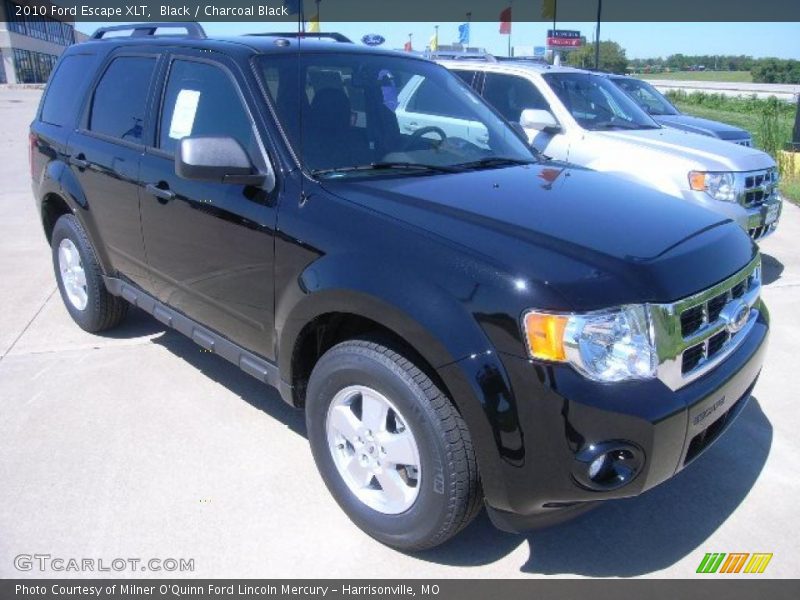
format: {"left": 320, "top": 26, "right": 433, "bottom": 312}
{"left": 650, "top": 257, "right": 761, "bottom": 390}
{"left": 735, "top": 139, "right": 752, "bottom": 147}
{"left": 736, "top": 168, "right": 778, "bottom": 209}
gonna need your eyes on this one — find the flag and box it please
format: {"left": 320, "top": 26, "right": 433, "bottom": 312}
{"left": 308, "top": 12, "right": 320, "bottom": 32}
{"left": 499, "top": 6, "right": 512, "bottom": 34}
{"left": 458, "top": 23, "right": 470, "bottom": 45}
{"left": 429, "top": 30, "right": 438, "bottom": 51}
{"left": 283, "top": 0, "right": 300, "bottom": 15}
{"left": 404, "top": 40, "right": 413, "bottom": 51}
{"left": 542, "top": 0, "right": 556, "bottom": 20}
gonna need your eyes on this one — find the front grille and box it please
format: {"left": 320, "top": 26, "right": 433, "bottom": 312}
{"left": 735, "top": 139, "right": 752, "bottom": 147}
{"left": 684, "top": 382, "right": 755, "bottom": 465}
{"left": 676, "top": 265, "right": 759, "bottom": 376}
{"left": 651, "top": 257, "right": 761, "bottom": 389}
{"left": 739, "top": 168, "right": 777, "bottom": 208}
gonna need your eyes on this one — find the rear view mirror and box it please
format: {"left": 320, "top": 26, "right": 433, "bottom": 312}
{"left": 176, "top": 136, "right": 271, "bottom": 188}
{"left": 520, "top": 109, "right": 560, "bottom": 133}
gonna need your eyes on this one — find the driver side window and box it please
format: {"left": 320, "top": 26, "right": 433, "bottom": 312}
{"left": 159, "top": 60, "right": 257, "bottom": 157}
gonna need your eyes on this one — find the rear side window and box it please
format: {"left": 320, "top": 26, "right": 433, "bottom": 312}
{"left": 452, "top": 69, "right": 478, "bottom": 88}
{"left": 89, "top": 56, "right": 156, "bottom": 142}
{"left": 158, "top": 60, "right": 256, "bottom": 156}
{"left": 40, "top": 54, "right": 96, "bottom": 127}
{"left": 408, "top": 79, "right": 471, "bottom": 119}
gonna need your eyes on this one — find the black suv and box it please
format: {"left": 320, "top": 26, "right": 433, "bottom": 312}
{"left": 30, "top": 23, "right": 768, "bottom": 551}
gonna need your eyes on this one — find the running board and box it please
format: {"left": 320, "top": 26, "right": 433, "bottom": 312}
{"left": 103, "top": 277, "right": 294, "bottom": 406}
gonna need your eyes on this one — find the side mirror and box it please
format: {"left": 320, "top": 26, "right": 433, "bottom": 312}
{"left": 176, "top": 136, "right": 270, "bottom": 187}
{"left": 519, "top": 109, "right": 560, "bottom": 133}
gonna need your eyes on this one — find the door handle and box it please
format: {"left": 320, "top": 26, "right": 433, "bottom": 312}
{"left": 71, "top": 154, "right": 90, "bottom": 169}
{"left": 404, "top": 121, "right": 420, "bottom": 132}
{"left": 145, "top": 183, "right": 176, "bottom": 203}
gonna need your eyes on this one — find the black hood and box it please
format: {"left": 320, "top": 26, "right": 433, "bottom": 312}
{"left": 321, "top": 164, "right": 756, "bottom": 309}
{"left": 655, "top": 114, "right": 751, "bottom": 141}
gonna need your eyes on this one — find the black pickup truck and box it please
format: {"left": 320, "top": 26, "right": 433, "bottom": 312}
{"left": 30, "top": 24, "right": 768, "bottom": 551}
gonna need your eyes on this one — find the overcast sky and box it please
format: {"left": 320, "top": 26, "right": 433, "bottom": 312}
{"left": 76, "top": 21, "right": 800, "bottom": 60}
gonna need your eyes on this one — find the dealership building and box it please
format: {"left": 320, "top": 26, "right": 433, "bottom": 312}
{"left": 0, "top": 0, "right": 80, "bottom": 84}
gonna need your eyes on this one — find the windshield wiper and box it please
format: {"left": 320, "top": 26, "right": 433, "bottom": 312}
{"left": 311, "top": 162, "right": 460, "bottom": 177}
{"left": 454, "top": 157, "right": 539, "bottom": 170}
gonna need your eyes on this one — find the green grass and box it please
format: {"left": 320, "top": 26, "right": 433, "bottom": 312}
{"left": 639, "top": 70, "right": 753, "bottom": 83}
{"left": 671, "top": 101, "right": 793, "bottom": 156}
{"left": 781, "top": 176, "right": 800, "bottom": 205}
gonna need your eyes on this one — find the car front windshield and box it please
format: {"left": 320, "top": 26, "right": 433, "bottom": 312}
{"left": 543, "top": 72, "right": 661, "bottom": 131}
{"left": 612, "top": 77, "right": 679, "bottom": 116}
{"left": 255, "top": 53, "right": 535, "bottom": 178}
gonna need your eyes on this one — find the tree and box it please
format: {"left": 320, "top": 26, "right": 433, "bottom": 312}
{"left": 566, "top": 41, "right": 628, "bottom": 73}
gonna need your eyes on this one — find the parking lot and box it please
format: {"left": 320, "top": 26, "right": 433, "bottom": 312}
{"left": 1, "top": 87, "right": 799, "bottom": 578}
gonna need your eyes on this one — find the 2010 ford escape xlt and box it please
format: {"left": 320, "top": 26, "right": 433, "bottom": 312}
{"left": 30, "top": 24, "right": 769, "bottom": 551}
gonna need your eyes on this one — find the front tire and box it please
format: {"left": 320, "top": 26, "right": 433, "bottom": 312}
{"left": 306, "top": 338, "right": 481, "bottom": 550}
{"left": 51, "top": 214, "right": 128, "bottom": 333}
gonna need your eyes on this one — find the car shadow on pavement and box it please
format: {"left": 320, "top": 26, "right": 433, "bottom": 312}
{"left": 761, "top": 253, "right": 784, "bottom": 286}
{"left": 148, "top": 322, "right": 307, "bottom": 437}
{"left": 419, "top": 397, "right": 772, "bottom": 577}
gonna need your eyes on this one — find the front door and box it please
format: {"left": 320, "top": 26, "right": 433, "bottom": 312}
{"left": 139, "top": 55, "right": 278, "bottom": 360}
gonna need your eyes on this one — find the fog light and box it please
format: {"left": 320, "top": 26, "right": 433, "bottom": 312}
{"left": 573, "top": 441, "right": 644, "bottom": 491}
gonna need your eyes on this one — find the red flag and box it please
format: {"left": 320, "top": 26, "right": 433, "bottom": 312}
{"left": 404, "top": 40, "right": 413, "bottom": 51}
{"left": 499, "top": 6, "right": 512, "bottom": 34}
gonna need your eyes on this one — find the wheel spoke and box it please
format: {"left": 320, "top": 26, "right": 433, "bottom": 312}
{"left": 360, "top": 391, "right": 389, "bottom": 432}
{"left": 74, "top": 269, "right": 87, "bottom": 289}
{"left": 378, "top": 429, "right": 418, "bottom": 467}
{"left": 328, "top": 404, "right": 361, "bottom": 444}
{"left": 375, "top": 469, "right": 410, "bottom": 505}
{"left": 345, "top": 456, "right": 373, "bottom": 488}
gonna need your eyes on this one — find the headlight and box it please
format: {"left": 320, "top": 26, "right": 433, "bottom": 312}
{"left": 522, "top": 305, "right": 657, "bottom": 382}
{"left": 689, "top": 171, "right": 736, "bottom": 202}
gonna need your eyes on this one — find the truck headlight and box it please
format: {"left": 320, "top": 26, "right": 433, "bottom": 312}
{"left": 689, "top": 171, "right": 736, "bottom": 202}
{"left": 522, "top": 305, "right": 657, "bottom": 382}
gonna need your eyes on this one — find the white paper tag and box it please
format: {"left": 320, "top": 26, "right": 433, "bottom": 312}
{"left": 168, "top": 89, "right": 201, "bottom": 140}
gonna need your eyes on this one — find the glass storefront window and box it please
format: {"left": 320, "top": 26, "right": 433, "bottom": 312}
{"left": 13, "top": 48, "right": 58, "bottom": 84}
{"left": 4, "top": 1, "right": 75, "bottom": 46}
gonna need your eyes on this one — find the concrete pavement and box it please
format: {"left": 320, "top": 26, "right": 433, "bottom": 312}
{"left": 1, "top": 88, "right": 799, "bottom": 578}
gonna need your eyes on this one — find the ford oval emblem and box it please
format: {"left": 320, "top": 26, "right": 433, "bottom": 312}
{"left": 362, "top": 34, "right": 385, "bottom": 47}
{"left": 721, "top": 300, "right": 750, "bottom": 335}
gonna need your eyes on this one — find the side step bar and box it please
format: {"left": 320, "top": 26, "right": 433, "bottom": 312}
{"left": 103, "top": 277, "right": 294, "bottom": 406}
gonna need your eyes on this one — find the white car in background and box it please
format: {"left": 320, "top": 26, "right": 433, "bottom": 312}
{"left": 434, "top": 60, "right": 782, "bottom": 241}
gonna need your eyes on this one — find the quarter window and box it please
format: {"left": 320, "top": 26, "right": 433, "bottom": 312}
{"left": 41, "top": 54, "right": 96, "bottom": 126}
{"left": 159, "top": 60, "right": 256, "bottom": 157}
{"left": 89, "top": 57, "right": 156, "bottom": 142}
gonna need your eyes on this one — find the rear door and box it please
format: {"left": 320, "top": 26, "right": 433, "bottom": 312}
{"left": 138, "top": 52, "right": 278, "bottom": 360}
{"left": 66, "top": 53, "right": 160, "bottom": 289}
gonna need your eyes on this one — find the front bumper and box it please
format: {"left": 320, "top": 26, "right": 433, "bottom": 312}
{"left": 453, "top": 307, "right": 769, "bottom": 533}
{"left": 684, "top": 190, "right": 782, "bottom": 242}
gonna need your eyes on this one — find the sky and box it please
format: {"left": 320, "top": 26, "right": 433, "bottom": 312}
{"left": 76, "top": 21, "right": 800, "bottom": 60}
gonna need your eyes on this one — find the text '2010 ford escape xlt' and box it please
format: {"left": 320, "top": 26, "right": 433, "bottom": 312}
{"left": 30, "top": 23, "right": 769, "bottom": 551}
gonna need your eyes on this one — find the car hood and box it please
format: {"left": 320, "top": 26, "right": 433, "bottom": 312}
{"left": 655, "top": 114, "right": 751, "bottom": 141}
{"left": 592, "top": 126, "right": 772, "bottom": 172}
{"left": 321, "top": 164, "right": 756, "bottom": 308}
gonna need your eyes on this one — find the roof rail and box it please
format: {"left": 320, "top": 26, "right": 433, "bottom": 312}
{"left": 434, "top": 52, "right": 497, "bottom": 63}
{"left": 247, "top": 32, "right": 353, "bottom": 43}
{"left": 91, "top": 22, "right": 207, "bottom": 40}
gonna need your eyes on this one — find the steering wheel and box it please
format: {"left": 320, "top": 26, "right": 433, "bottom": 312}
{"left": 404, "top": 125, "right": 448, "bottom": 150}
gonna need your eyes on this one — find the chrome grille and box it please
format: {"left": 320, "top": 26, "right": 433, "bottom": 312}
{"left": 735, "top": 139, "right": 752, "bottom": 147}
{"left": 650, "top": 257, "right": 762, "bottom": 390}
{"left": 736, "top": 168, "right": 778, "bottom": 208}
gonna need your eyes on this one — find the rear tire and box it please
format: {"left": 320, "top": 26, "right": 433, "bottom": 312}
{"left": 51, "top": 214, "right": 127, "bottom": 333}
{"left": 306, "top": 338, "right": 482, "bottom": 551}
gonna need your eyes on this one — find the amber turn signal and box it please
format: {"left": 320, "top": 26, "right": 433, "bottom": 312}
{"left": 523, "top": 312, "right": 568, "bottom": 361}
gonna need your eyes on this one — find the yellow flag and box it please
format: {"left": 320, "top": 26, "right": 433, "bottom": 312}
{"left": 542, "top": 0, "right": 556, "bottom": 20}
{"left": 308, "top": 12, "right": 320, "bottom": 33}
{"left": 429, "top": 30, "right": 438, "bottom": 51}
